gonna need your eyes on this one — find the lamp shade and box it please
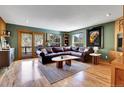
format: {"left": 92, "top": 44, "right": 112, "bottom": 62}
{"left": 93, "top": 47, "right": 99, "bottom": 53}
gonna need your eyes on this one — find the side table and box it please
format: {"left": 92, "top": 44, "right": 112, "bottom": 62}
{"left": 90, "top": 53, "right": 101, "bottom": 65}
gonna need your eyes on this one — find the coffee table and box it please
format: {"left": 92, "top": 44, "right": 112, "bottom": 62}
{"left": 52, "top": 55, "right": 79, "bottom": 68}
{"left": 90, "top": 53, "right": 101, "bottom": 65}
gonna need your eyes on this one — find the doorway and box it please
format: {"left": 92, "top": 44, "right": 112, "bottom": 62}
{"left": 18, "top": 30, "right": 44, "bottom": 60}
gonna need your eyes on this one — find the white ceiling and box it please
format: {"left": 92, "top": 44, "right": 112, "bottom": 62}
{"left": 0, "top": 5, "right": 122, "bottom": 32}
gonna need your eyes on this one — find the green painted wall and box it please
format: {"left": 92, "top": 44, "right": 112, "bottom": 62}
{"left": 7, "top": 23, "right": 63, "bottom": 59}
{"left": 69, "top": 21, "right": 115, "bottom": 60}
{"left": 7, "top": 21, "right": 115, "bottom": 60}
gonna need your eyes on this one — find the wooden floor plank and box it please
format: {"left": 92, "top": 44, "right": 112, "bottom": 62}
{"left": 0, "top": 58, "right": 111, "bottom": 87}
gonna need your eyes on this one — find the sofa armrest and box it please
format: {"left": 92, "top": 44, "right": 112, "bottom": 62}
{"left": 81, "top": 50, "right": 93, "bottom": 62}
{"left": 40, "top": 52, "right": 45, "bottom": 57}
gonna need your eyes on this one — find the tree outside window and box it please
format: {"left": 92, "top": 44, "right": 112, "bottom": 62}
{"left": 72, "top": 33, "right": 83, "bottom": 47}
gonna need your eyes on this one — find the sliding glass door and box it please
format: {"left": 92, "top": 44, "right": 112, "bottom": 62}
{"left": 18, "top": 31, "right": 44, "bottom": 59}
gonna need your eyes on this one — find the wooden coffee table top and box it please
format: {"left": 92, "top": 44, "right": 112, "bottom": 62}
{"left": 90, "top": 53, "right": 101, "bottom": 56}
{"left": 52, "top": 55, "right": 79, "bottom": 62}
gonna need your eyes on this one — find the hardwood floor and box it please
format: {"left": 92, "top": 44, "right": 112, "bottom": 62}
{"left": 0, "top": 58, "right": 111, "bottom": 87}
{"left": 52, "top": 62, "right": 111, "bottom": 87}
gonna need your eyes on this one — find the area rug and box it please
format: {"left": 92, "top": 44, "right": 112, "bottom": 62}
{"left": 38, "top": 60, "right": 91, "bottom": 84}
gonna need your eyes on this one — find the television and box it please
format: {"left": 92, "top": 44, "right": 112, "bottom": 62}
{"left": 117, "top": 33, "right": 123, "bottom": 51}
{"left": 118, "top": 38, "right": 122, "bottom": 47}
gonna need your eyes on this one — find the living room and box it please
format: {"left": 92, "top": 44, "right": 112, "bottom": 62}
{"left": 0, "top": 5, "right": 124, "bottom": 88}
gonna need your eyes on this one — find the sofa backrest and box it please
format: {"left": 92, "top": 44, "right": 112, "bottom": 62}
{"left": 52, "top": 47, "right": 64, "bottom": 53}
{"left": 63, "top": 46, "right": 71, "bottom": 51}
{"left": 46, "top": 47, "right": 53, "bottom": 53}
{"left": 42, "top": 46, "right": 93, "bottom": 54}
{"left": 71, "top": 46, "right": 79, "bottom": 52}
{"left": 78, "top": 47, "right": 85, "bottom": 52}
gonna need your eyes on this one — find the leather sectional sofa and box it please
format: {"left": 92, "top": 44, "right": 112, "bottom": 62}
{"left": 36, "top": 46, "right": 94, "bottom": 64}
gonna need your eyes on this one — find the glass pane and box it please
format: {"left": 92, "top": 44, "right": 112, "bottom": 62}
{"left": 34, "top": 34, "right": 43, "bottom": 47}
{"left": 21, "top": 33, "right": 32, "bottom": 58}
{"left": 72, "top": 33, "right": 83, "bottom": 46}
{"left": 47, "top": 33, "right": 61, "bottom": 47}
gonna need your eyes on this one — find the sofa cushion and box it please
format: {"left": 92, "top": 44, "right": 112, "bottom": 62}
{"left": 52, "top": 47, "right": 64, "bottom": 53}
{"left": 79, "top": 47, "right": 85, "bottom": 53}
{"left": 71, "top": 47, "right": 79, "bottom": 52}
{"left": 41, "top": 48, "right": 48, "bottom": 55}
{"left": 63, "top": 46, "right": 71, "bottom": 51}
{"left": 36, "top": 45, "right": 43, "bottom": 51}
{"left": 60, "top": 51, "right": 71, "bottom": 55}
{"left": 46, "top": 47, "right": 53, "bottom": 53}
{"left": 36, "top": 50, "right": 42, "bottom": 55}
{"left": 45, "top": 53, "right": 61, "bottom": 57}
{"left": 71, "top": 51, "right": 82, "bottom": 57}
{"left": 84, "top": 48, "right": 89, "bottom": 52}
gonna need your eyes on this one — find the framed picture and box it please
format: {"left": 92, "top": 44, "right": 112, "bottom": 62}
{"left": 86, "top": 26, "right": 104, "bottom": 48}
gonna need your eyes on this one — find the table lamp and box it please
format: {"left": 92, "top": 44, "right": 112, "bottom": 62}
{"left": 93, "top": 47, "right": 99, "bottom": 53}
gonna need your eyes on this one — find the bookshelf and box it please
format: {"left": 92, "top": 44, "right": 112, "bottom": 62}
{"left": 63, "top": 33, "right": 69, "bottom": 46}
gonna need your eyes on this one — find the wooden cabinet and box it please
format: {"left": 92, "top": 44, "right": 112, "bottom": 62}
{"left": 0, "top": 17, "right": 6, "bottom": 36}
{"left": 115, "top": 17, "right": 123, "bottom": 33}
{"left": 111, "top": 15, "right": 124, "bottom": 86}
{"left": 0, "top": 48, "right": 15, "bottom": 68}
{"left": 111, "top": 59, "right": 124, "bottom": 87}
{"left": 115, "top": 17, "right": 123, "bottom": 51}
{"left": 0, "top": 17, "right": 14, "bottom": 68}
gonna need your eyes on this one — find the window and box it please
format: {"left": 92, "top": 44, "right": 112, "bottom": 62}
{"left": 72, "top": 33, "right": 83, "bottom": 46}
{"left": 34, "top": 34, "right": 44, "bottom": 47}
{"left": 47, "top": 33, "right": 61, "bottom": 47}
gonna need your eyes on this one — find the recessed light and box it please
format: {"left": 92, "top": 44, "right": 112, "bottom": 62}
{"left": 106, "top": 13, "right": 111, "bottom": 17}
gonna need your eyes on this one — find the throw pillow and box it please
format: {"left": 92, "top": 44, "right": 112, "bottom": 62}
{"left": 42, "top": 48, "right": 48, "bottom": 55}
{"left": 36, "top": 50, "right": 42, "bottom": 55}
{"left": 46, "top": 47, "right": 53, "bottom": 53}
{"left": 79, "top": 47, "right": 85, "bottom": 53}
{"left": 71, "top": 46, "right": 79, "bottom": 52}
{"left": 52, "top": 47, "right": 64, "bottom": 53}
{"left": 84, "top": 48, "right": 89, "bottom": 52}
{"left": 63, "top": 46, "right": 71, "bottom": 51}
